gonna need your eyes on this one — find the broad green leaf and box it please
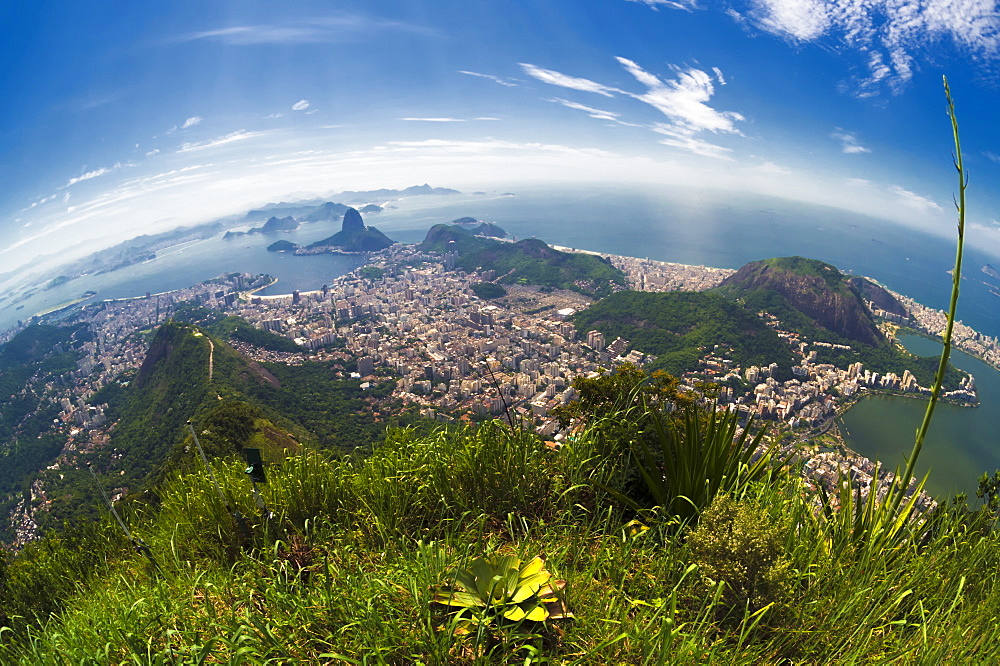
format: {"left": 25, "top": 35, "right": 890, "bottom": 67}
{"left": 519, "top": 556, "right": 545, "bottom": 578}
{"left": 432, "top": 590, "right": 485, "bottom": 608}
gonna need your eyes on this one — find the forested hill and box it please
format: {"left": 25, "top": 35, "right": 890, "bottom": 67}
{"left": 713, "top": 256, "right": 885, "bottom": 347}
{"left": 10, "top": 319, "right": 391, "bottom": 536}
{"left": 421, "top": 224, "right": 627, "bottom": 298}
{"left": 95, "top": 321, "right": 282, "bottom": 483}
{"left": 572, "top": 291, "right": 796, "bottom": 377}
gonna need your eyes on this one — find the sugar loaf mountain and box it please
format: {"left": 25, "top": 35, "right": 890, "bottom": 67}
{"left": 267, "top": 207, "right": 395, "bottom": 254}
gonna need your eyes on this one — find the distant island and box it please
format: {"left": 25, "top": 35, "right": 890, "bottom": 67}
{"left": 266, "top": 208, "right": 395, "bottom": 254}
{"left": 12, "top": 185, "right": 458, "bottom": 303}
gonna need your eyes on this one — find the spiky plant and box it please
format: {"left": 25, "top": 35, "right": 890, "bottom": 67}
{"left": 432, "top": 554, "right": 571, "bottom": 635}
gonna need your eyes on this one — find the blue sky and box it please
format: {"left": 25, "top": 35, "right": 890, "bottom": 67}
{"left": 2, "top": 0, "right": 1000, "bottom": 281}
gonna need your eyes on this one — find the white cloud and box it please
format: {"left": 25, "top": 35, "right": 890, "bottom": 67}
{"left": 832, "top": 130, "right": 871, "bottom": 154}
{"left": 400, "top": 117, "right": 466, "bottom": 122}
{"left": 519, "top": 63, "right": 621, "bottom": 97}
{"left": 984, "top": 151, "right": 1000, "bottom": 163}
{"left": 740, "top": 0, "right": 1000, "bottom": 93}
{"left": 182, "top": 116, "right": 203, "bottom": 129}
{"left": 712, "top": 67, "right": 727, "bottom": 85}
{"left": 750, "top": 0, "right": 830, "bottom": 41}
{"left": 292, "top": 100, "right": 310, "bottom": 111}
{"left": 458, "top": 70, "right": 517, "bottom": 87}
{"left": 626, "top": 0, "right": 699, "bottom": 9}
{"left": 65, "top": 167, "right": 111, "bottom": 187}
{"left": 652, "top": 124, "right": 734, "bottom": 159}
{"left": 890, "top": 184, "right": 942, "bottom": 212}
{"left": 549, "top": 98, "right": 622, "bottom": 121}
{"left": 548, "top": 98, "right": 646, "bottom": 127}
{"left": 617, "top": 58, "right": 744, "bottom": 137}
{"left": 146, "top": 149, "right": 160, "bottom": 157}
{"left": 522, "top": 58, "right": 743, "bottom": 157}
{"left": 175, "top": 15, "right": 438, "bottom": 45}
{"left": 265, "top": 112, "right": 284, "bottom": 119}
{"left": 177, "top": 130, "right": 263, "bottom": 153}
{"left": 755, "top": 161, "right": 791, "bottom": 174}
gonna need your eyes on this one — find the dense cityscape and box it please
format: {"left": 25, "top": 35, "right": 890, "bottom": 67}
{"left": 7, "top": 239, "right": 1000, "bottom": 542}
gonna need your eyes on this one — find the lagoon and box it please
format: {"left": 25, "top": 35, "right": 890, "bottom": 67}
{"left": 840, "top": 333, "right": 1000, "bottom": 499}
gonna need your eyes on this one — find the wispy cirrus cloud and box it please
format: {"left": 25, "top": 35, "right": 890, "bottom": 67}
{"left": 177, "top": 130, "right": 263, "bottom": 153}
{"left": 65, "top": 167, "right": 111, "bottom": 187}
{"left": 400, "top": 117, "right": 500, "bottom": 122}
{"left": 890, "top": 184, "right": 942, "bottom": 212}
{"left": 547, "top": 98, "right": 644, "bottom": 127}
{"left": 175, "top": 14, "right": 438, "bottom": 45}
{"left": 522, "top": 57, "right": 742, "bottom": 159}
{"left": 626, "top": 0, "right": 699, "bottom": 9}
{"left": 519, "top": 63, "right": 622, "bottom": 97}
{"left": 832, "top": 129, "right": 871, "bottom": 154}
{"left": 458, "top": 70, "right": 518, "bottom": 87}
{"left": 292, "top": 100, "right": 310, "bottom": 111}
{"left": 548, "top": 98, "right": 622, "bottom": 121}
{"left": 401, "top": 117, "right": 466, "bottom": 122}
{"left": 181, "top": 116, "right": 202, "bottom": 129}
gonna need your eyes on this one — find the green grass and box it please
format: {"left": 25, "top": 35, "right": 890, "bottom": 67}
{"left": 2, "top": 415, "right": 1000, "bottom": 664}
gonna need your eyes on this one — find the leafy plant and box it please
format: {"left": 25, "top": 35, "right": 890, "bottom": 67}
{"left": 599, "top": 401, "right": 780, "bottom": 524}
{"left": 688, "top": 494, "right": 790, "bottom": 622}
{"left": 432, "top": 554, "right": 571, "bottom": 635}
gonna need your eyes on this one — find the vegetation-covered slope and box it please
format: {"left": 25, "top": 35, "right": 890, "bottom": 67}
{"left": 421, "top": 224, "right": 626, "bottom": 297}
{"left": 1, "top": 404, "right": 999, "bottom": 663}
{"left": 572, "top": 291, "right": 796, "bottom": 377}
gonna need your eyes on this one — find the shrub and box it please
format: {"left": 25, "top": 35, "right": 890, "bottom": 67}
{"left": 687, "top": 494, "right": 790, "bottom": 622}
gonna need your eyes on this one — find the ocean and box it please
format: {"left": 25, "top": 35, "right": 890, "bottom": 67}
{"left": 3, "top": 183, "right": 998, "bottom": 497}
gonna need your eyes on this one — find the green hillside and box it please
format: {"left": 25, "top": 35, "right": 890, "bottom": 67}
{"left": 712, "top": 258, "right": 964, "bottom": 389}
{"left": 1, "top": 397, "right": 999, "bottom": 663}
{"left": 421, "top": 224, "right": 627, "bottom": 297}
{"left": 573, "top": 291, "right": 796, "bottom": 377}
{"left": 18, "top": 320, "right": 389, "bottom": 535}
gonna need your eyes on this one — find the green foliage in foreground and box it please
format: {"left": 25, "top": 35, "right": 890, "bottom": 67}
{"left": 2, "top": 416, "right": 1000, "bottom": 663}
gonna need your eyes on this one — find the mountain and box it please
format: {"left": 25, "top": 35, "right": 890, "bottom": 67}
{"left": 328, "top": 184, "right": 461, "bottom": 203}
{"left": 341, "top": 208, "right": 365, "bottom": 233}
{"left": 715, "top": 257, "right": 885, "bottom": 347}
{"left": 267, "top": 240, "right": 297, "bottom": 253}
{"left": 420, "top": 224, "right": 625, "bottom": 298}
{"left": 847, "top": 276, "right": 909, "bottom": 318}
{"left": 103, "top": 321, "right": 282, "bottom": 482}
{"left": 302, "top": 201, "right": 350, "bottom": 222}
{"left": 306, "top": 208, "right": 395, "bottom": 252}
{"left": 473, "top": 222, "right": 507, "bottom": 238}
{"left": 225, "top": 215, "right": 299, "bottom": 238}
{"left": 260, "top": 216, "right": 297, "bottom": 233}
